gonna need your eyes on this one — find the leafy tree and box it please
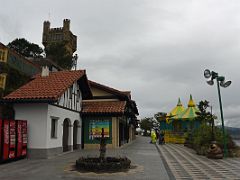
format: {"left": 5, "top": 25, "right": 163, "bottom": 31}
{"left": 196, "top": 100, "right": 217, "bottom": 125}
{"left": 139, "top": 117, "right": 160, "bottom": 136}
{"left": 139, "top": 117, "right": 154, "bottom": 136}
{"left": 8, "top": 38, "right": 43, "bottom": 58}
{"left": 154, "top": 112, "right": 167, "bottom": 122}
{"left": 45, "top": 42, "right": 73, "bottom": 70}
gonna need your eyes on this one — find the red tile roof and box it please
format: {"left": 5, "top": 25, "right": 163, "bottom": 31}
{"left": 3, "top": 70, "right": 86, "bottom": 102}
{"left": 82, "top": 101, "right": 126, "bottom": 115}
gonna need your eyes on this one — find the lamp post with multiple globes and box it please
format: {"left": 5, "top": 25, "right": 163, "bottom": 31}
{"left": 204, "top": 69, "right": 231, "bottom": 157}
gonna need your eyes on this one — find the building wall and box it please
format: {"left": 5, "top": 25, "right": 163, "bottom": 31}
{"left": 46, "top": 104, "right": 81, "bottom": 149}
{"left": 112, "top": 117, "right": 119, "bottom": 148}
{"left": 14, "top": 103, "right": 82, "bottom": 158}
{"left": 90, "top": 87, "right": 113, "bottom": 97}
{"left": 0, "top": 46, "right": 8, "bottom": 63}
{"left": 129, "top": 124, "right": 136, "bottom": 142}
{"left": 14, "top": 103, "right": 48, "bottom": 149}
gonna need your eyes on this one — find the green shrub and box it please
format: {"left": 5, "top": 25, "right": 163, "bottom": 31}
{"left": 187, "top": 124, "right": 235, "bottom": 155}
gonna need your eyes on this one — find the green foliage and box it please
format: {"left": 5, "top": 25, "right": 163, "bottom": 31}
{"left": 154, "top": 112, "right": 167, "bottom": 122}
{"left": 190, "top": 123, "right": 235, "bottom": 155}
{"left": 45, "top": 42, "right": 73, "bottom": 70}
{"left": 195, "top": 100, "right": 216, "bottom": 124}
{"left": 192, "top": 124, "right": 213, "bottom": 148}
{"left": 8, "top": 38, "right": 43, "bottom": 58}
{"left": 139, "top": 117, "right": 154, "bottom": 136}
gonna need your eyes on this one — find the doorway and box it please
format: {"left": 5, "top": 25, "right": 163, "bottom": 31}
{"left": 63, "top": 118, "right": 71, "bottom": 152}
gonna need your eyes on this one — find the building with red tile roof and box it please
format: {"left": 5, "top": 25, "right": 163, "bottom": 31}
{"left": 82, "top": 80, "right": 138, "bottom": 149}
{"left": 3, "top": 70, "right": 91, "bottom": 102}
{"left": 1, "top": 69, "right": 92, "bottom": 158}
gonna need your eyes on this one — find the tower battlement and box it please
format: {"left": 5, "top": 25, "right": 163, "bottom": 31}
{"left": 42, "top": 19, "right": 77, "bottom": 55}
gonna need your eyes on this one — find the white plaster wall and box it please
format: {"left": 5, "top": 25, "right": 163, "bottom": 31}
{"left": 46, "top": 104, "right": 81, "bottom": 148}
{"left": 14, "top": 103, "right": 48, "bottom": 149}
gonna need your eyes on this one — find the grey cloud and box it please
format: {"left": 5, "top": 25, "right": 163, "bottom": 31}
{"left": 1, "top": 0, "right": 240, "bottom": 127}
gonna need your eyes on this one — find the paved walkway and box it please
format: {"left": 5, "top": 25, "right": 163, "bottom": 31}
{"left": 0, "top": 136, "right": 170, "bottom": 180}
{"left": 157, "top": 143, "right": 240, "bottom": 179}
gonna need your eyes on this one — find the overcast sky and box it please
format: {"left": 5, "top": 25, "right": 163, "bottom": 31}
{"left": 0, "top": 0, "right": 239, "bottom": 127}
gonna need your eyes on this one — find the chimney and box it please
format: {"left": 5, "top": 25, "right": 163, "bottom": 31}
{"left": 41, "top": 66, "right": 49, "bottom": 77}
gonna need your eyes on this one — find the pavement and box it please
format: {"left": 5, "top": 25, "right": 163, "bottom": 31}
{"left": 156, "top": 143, "right": 240, "bottom": 179}
{"left": 0, "top": 136, "right": 170, "bottom": 180}
{"left": 2, "top": 136, "right": 240, "bottom": 180}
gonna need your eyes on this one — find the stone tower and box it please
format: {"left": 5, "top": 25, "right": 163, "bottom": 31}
{"left": 42, "top": 19, "right": 77, "bottom": 56}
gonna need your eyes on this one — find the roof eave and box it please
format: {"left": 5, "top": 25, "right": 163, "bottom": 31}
{"left": 82, "top": 112, "right": 124, "bottom": 117}
{"left": 0, "top": 98, "right": 57, "bottom": 104}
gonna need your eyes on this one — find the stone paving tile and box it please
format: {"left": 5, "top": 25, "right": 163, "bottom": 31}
{"left": 157, "top": 143, "right": 240, "bottom": 179}
{"left": 0, "top": 136, "right": 170, "bottom": 180}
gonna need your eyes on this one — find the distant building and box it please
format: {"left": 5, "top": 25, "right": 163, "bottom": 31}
{"left": 42, "top": 19, "right": 77, "bottom": 56}
{"left": 160, "top": 95, "right": 199, "bottom": 144}
{"left": 0, "top": 42, "right": 41, "bottom": 97}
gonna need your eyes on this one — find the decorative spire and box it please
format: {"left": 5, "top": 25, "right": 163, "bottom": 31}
{"left": 177, "top": 98, "right": 182, "bottom": 106}
{"left": 188, "top": 94, "right": 196, "bottom": 107}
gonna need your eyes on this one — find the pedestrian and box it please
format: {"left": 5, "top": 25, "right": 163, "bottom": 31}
{"left": 151, "top": 129, "right": 157, "bottom": 143}
{"left": 159, "top": 131, "right": 165, "bottom": 145}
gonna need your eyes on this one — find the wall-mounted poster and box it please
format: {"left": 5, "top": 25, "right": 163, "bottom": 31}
{"left": 89, "top": 120, "right": 110, "bottom": 140}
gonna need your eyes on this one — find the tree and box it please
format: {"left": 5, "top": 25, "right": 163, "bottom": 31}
{"left": 45, "top": 42, "right": 73, "bottom": 70}
{"left": 139, "top": 117, "right": 160, "bottom": 136}
{"left": 196, "top": 100, "right": 216, "bottom": 124}
{"left": 154, "top": 112, "right": 168, "bottom": 122}
{"left": 8, "top": 38, "right": 44, "bottom": 58}
{"left": 139, "top": 117, "right": 153, "bottom": 136}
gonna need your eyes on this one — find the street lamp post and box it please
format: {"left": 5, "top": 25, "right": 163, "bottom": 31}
{"left": 210, "top": 105, "right": 215, "bottom": 142}
{"left": 204, "top": 69, "right": 231, "bottom": 157}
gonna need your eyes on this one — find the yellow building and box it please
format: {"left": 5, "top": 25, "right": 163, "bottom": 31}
{"left": 162, "top": 95, "right": 199, "bottom": 144}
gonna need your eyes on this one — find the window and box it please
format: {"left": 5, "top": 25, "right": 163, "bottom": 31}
{"left": 69, "top": 85, "right": 73, "bottom": 99}
{"left": 0, "top": 74, "right": 7, "bottom": 89}
{"left": 51, "top": 118, "right": 58, "bottom": 138}
{"left": 76, "top": 89, "right": 80, "bottom": 102}
{"left": 0, "top": 49, "right": 7, "bottom": 63}
{"left": 0, "top": 50, "right": 5, "bottom": 62}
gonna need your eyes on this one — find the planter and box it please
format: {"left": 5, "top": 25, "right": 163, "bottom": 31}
{"left": 76, "top": 157, "right": 131, "bottom": 172}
